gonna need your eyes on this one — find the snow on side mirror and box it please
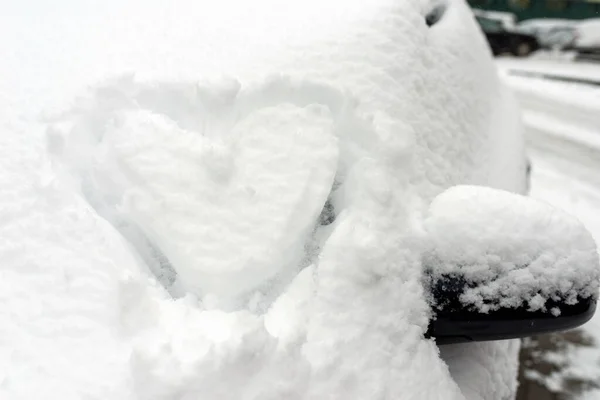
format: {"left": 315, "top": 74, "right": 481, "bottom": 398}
{"left": 423, "top": 185, "right": 600, "bottom": 345}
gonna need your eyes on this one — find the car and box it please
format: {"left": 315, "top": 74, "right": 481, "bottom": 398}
{"left": 476, "top": 14, "right": 542, "bottom": 56}
{"left": 544, "top": 26, "right": 579, "bottom": 50}
{"left": 516, "top": 19, "right": 579, "bottom": 50}
{"left": 573, "top": 18, "right": 600, "bottom": 61}
{"left": 1, "top": 1, "right": 598, "bottom": 400}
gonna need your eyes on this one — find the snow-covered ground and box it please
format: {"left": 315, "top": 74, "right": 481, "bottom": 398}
{"left": 498, "top": 58, "right": 600, "bottom": 83}
{"left": 502, "top": 60, "right": 600, "bottom": 399}
{"left": 524, "top": 150, "right": 600, "bottom": 400}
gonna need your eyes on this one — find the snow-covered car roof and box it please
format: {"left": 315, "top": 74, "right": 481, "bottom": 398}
{"left": 517, "top": 18, "right": 578, "bottom": 30}
{"left": 515, "top": 19, "right": 579, "bottom": 48}
{"left": 575, "top": 18, "right": 600, "bottom": 48}
{"left": 0, "top": 1, "right": 532, "bottom": 399}
{"left": 472, "top": 8, "right": 518, "bottom": 29}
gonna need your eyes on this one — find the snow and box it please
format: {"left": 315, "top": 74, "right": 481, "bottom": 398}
{"left": 424, "top": 185, "right": 599, "bottom": 313}
{"left": 515, "top": 19, "right": 578, "bottom": 49}
{"left": 502, "top": 58, "right": 600, "bottom": 399}
{"left": 440, "top": 340, "right": 521, "bottom": 400}
{"left": 0, "top": 132, "right": 139, "bottom": 399}
{"left": 497, "top": 58, "right": 600, "bottom": 83}
{"left": 0, "top": 0, "right": 558, "bottom": 399}
{"left": 579, "top": 390, "right": 600, "bottom": 400}
{"left": 471, "top": 9, "right": 517, "bottom": 29}
{"left": 499, "top": 68, "right": 600, "bottom": 153}
{"left": 52, "top": 77, "right": 341, "bottom": 305}
{"left": 501, "top": 73, "right": 600, "bottom": 112}
{"left": 576, "top": 19, "right": 600, "bottom": 48}
{"left": 525, "top": 154, "right": 600, "bottom": 400}
{"left": 517, "top": 19, "right": 577, "bottom": 31}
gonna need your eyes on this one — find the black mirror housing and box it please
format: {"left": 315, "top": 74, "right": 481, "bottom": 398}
{"left": 422, "top": 185, "right": 600, "bottom": 345}
{"left": 426, "top": 274, "right": 597, "bottom": 345}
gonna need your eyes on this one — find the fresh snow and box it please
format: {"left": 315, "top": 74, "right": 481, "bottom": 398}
{"left": 497, "top": 58, "right": 600, "bottom": 84}
{"left": 55, "top": 79, "right": 342, "bottom": 304}
{"left": 575, "top": 19, "right": 600, "bottom": 49}
{"left": 500, "top": 63, "right": 600, "bottom": 181}
{"left": 498, "top": 63, "right": 600, "bottom": 193}
{"left": 525, "top": 150, "right": 600, "bottom": 400}
{"left": 0, "top": 1, "right": 573, "bottom": 399}
{"left": 579, "top": 390, "right": 600, "bottom": 400}
{"left": 502, "top": 58, "right": 600, "bottom": 399}
{"left": 424, "top": 185, "right": 599, "bottom": 313}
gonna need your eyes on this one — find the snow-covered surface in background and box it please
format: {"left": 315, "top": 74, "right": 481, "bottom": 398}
{"left": 1, "top": 0, "right": 537, "bottom": 399}
{"left": 517, "top": 19, "right": 577, "bottom": 31}
{"left": 499, "top": 61, "right": 600, "bottom": 153}
{"left": 579, "top": 390, "right": 600, "bottom": 400}
{"left": 528, "top": 153, "right": 600, "bottom": 400}
{"left": 498, "top": 58, "right": 600, "bottom": 83}
{"left": 502, "top": 58, "right": 600, "bottom": 399}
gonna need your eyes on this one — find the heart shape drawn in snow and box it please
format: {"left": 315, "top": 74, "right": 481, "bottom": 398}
{"left": 107, "top": 98, "right": 339, "bottom": 302}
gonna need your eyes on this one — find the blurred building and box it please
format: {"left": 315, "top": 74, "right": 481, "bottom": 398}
{"left": 469, "top": 0, "right": 600, "bottom": 21}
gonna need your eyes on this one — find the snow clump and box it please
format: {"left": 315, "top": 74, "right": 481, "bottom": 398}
{"left": 423, "top": 185, "right": 600, "bottom": 314}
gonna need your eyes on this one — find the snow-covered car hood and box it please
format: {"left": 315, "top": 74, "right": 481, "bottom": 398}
{"left": 0, "top": 0, "right": 527, "bottom": 399}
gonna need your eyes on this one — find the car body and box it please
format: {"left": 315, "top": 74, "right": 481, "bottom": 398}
{"left": 544, "top": 26, "right": 579, "bottom": 50}
{"left": 572, "top": 18, "right": 600, "bottom": 62}
{"left": 514, "top": 18, "right": 600, "bottom": 56}
{"left": 516, "top": 19, "right": 579, "bottom": 50}
{"left": 574, "top": 18, "right": 600, "bottom": 49}
{"left": 2, "top": 1, "right": 585, "bottom": 400}
{"left": 476, "top": 14, "right": 542, "bottom": 56}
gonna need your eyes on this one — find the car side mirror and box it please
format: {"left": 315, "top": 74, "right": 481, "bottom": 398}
{"left": 423, "top": 186, "right": 599, "bottom": 345}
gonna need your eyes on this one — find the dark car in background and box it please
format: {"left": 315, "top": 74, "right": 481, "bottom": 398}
{"left": 476, "top": 15, "right": 541, "bottom": 57}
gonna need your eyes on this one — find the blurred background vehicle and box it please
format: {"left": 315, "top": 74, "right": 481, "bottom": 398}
{"left": 469, "top": 0, "right": 600, "bottom": 22}
{"left": 475, "top": 12, "right": 542, "bottom": 56}
{"left": 516, "top": 19, "right": 579, "bottom": 50}
{"left": 470, "top": 0, "right": 600, "bottom": 60}
{"left": 575, "top": 18, "right": 600, "bottom": 61}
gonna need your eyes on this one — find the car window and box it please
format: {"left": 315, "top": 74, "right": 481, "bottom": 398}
{"left": 476, "top": 16, "right": 504, "bottom": 32}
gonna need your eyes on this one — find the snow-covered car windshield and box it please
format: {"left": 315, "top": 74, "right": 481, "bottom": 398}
{"left": 2, "top": 1, "right": 600, "bottom": 399}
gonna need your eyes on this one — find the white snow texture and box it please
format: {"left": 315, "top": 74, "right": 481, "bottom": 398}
{"left": 424, "top": 185, "right": 600, "bottom": 313}
{"left": 0, "top": 0, "right": 579, "bottom": 399}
